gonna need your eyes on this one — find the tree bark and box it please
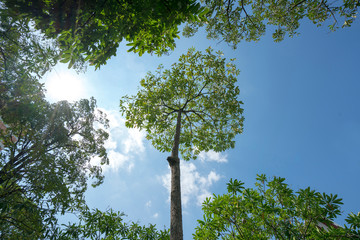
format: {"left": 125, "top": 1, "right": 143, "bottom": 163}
{"left": 167, "top": 110, "right": 183, "bottom": 240}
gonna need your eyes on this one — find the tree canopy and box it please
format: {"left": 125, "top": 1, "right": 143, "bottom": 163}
{"left": 120, "top": 47, "right": 244, "bottom": 161}
{"left": 0, "top": 95, "right": 109, "bottom": 237}
{"left": 0, "top": 4, "right": 112, "bottom": 237}
{"left": 3, "top": 0, "right": 358, "bottom": 70}
{"left": 183, "top": 0, "right": 359, "bottom": 47}
{"left": 0, "top": 4, "right": 59, "bottom": 111}
{"left": 194, "top": 175, "right": 360, "bottom": 239}
{"left": 54, "top": 207, "right": 170, "bottom": 239}
{"left": 2, "top": 0, "right": 206, "bottom": 69}
{"left": 0, "top": 23, "right": 109, "bottom": 233}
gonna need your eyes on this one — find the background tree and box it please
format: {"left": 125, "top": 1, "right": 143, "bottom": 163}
{"left": 2, "top": 0, "right": 207, "bottom": 69}
{"left": 194, "top": 175, "right": 360, "bottom": 239}
{"left": 0, "top": 4, "right": 112, "bottom": 237}
{"left": 0, "top": 94, "right": 109, "bottom": 237}
{"left": 183, "top": 0, "right": 359, "bottom": 47}
{"left": 120, "top": 47, "right": 244, "bottom": 239}
{"left": 54, "top": 207, "right": 169, "bottom": 239}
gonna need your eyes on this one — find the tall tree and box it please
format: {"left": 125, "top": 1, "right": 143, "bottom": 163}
{"left": 120, "top": 47, "right": 244, "bottom": 240}
{"left": 194, "top": 175, "right": 360, "bottom": 239}
{"left": 183, "top": 0, "right": 359, "bottom": 47}
{"left": 2, "top": 0, "right": 206, "bottom": 69}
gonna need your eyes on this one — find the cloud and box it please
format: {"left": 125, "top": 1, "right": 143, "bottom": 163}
{"left": 153, "top": 213, "right": 159, "bottom": 219}
{"left": 91, "top": 109, "right": 145, "bottom": 173}
{"left": 198, "top": 150, "right": 228, "bottom": 163}
{"left": 145, "top": 200, "right": 152, "bottom": 208}
{"left": 159, "top": 161, "right": 221, "bottom": 207}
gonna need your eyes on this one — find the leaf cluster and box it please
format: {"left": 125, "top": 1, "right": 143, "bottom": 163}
{"left": 120, "top": 47, "right": 244, "bottom": 160}
{"left": 2, "top": 0, "right": 207, "bottom": 69}
{"left": 194, "top": 175, "right": 360, "bottom": 239}
{"left": 52, "top": 207, "right": 169, "bottom": 240}
{"left": 0, "top": 6, "right": 60, "bottom": 111}
{"left": 183, "top": 0, "right": 359, "bottom": 47}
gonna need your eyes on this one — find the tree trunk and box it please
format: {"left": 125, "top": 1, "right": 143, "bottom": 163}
{"left": 167, "top": 110, "right": 183, "bottom": 240}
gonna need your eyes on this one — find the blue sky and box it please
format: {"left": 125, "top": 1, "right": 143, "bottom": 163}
{"left": 43, "top": 20, "right": 360, "bottom": 238}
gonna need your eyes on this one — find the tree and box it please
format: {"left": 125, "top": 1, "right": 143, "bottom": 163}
{"left": 194, "top": 175, "right": 360, "bottom": 239}
{"left": 2, "top": 0, "right": 207, "bottom": 69}
{"left": 0, "top": 94, "right": 109, "bottom": 237}
{"left": 53, "top": 207, "right": 169, "bottom": 239}
{"left": 183, "top": 0, "right": 359, "bottom": 47}
{"left": 120, "top": 47, "right": 244, "bottom": 239}
{"left": 1, "top": 5, "right": 109, "bottom": 237}
{"left": 1, "top": 6, "right": 110, "bottom": 236}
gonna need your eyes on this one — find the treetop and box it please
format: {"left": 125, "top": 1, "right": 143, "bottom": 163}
{"left": 120, "top": 47, "right": 244, "bottom": 160}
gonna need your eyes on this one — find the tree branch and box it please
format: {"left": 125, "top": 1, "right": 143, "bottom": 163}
{"left": 240, "top": 0, "right": 262, "bottom": 32}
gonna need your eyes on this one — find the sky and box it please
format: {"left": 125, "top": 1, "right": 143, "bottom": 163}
{"left": 42, "top": 19, "right": 360, "bottom": 239}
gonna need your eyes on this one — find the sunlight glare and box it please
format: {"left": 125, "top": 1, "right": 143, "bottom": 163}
{"left": 44, "top": 70, "right": 88, "bottom": 102}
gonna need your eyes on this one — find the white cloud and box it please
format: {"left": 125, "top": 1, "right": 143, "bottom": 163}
{"left": 159, "top": 161, "right": 221, "bottom": 207}
{"left": 91, "top": 109, "right": 145, "bottom": 173}
{"left": 153, "top": 213, "right": 159, "bottom": 219}
{"left": 123, "top": 127, "right": 145, "bottom": 154}
{"left": 145, "top": 200, "right": 152, "bottom": 208}
{"left": 91, "top": 150, "right": 133, "bottom": 173}
{"left": 198, "top": 150, "right": 228, "bottom": 163}
{"left": 107, "top": 150, "right": 131, "bottom": 172}
{"left": 104, "top": 137, "right": 117, "bottom": 150}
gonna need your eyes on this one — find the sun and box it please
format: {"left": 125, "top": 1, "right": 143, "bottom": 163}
{"left": 44, "top": 69, "right": 88, "bottom": 102}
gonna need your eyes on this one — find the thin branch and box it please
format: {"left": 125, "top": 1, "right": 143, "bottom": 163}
{"left": 228, "top": 216, "right": 245, "bottom": 239}
{"left": 225, "top": 0, "right": 235, "bottom": 31}
{"left": 0, "top": 46, "right": 7, "bottom": 74}
{"left": 157, "top": 109, "right": 178, "bottom": 124}
{"left": 80, "top": 0, "right": 109, "bottom": 29}
{"left": 186, "top": 109, "right": 221, "bottom": 133}
{"left": 302, "top": 217, "right": 313, "bottom": 239}
{"left": 290, "top": 0, "right": 307, "bottom": 11}
{"left": 183, "top": 111, "right": 194, "bottom": 136}
{"left": 264, "top": 219, "right": 285, "bottom": 240}
{"left": 240, "top": 0, "right": 262, "bottom": 32}
{"left": 160, "top": 98, "right": 178, "bottom": 111}
{"left": 182, "top": 81, "right": 210, "bottom": 110}
{"left": 322, "top": 1, "right": 338, "bottom": 26}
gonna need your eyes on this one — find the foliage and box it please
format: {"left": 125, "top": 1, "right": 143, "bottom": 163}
{"left": 0, "top": 92, "right": 109, "bottom": 237}
{"left": 120, "top": 47, "right": 244, "bottom": 160}
{"left": 194, "top": 175, "right": 360, "bottom": 239}
{"left": 53, "top": 207, "right": 169, "bottom": 240}
{"left": 183, "top": 0, "right": 360, "bottom": 47}
{"left": 2, "top": 0, "right": 207, "bottom": 69}
{"left": 0, "top": 4, "right": 110, "bottom": 237}
{"left": 0, "top": 4, "right": 59, "bottom": 111}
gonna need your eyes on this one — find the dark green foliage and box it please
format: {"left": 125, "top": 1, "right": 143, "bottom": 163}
{"left": 0, "top": 4, "right": 59, "bottom": 111}
{"left": 2, "top": 0, "right": 206, "bottom": 69}
{"left": 194, "top": 175, "right": 360, "bottom": 239}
